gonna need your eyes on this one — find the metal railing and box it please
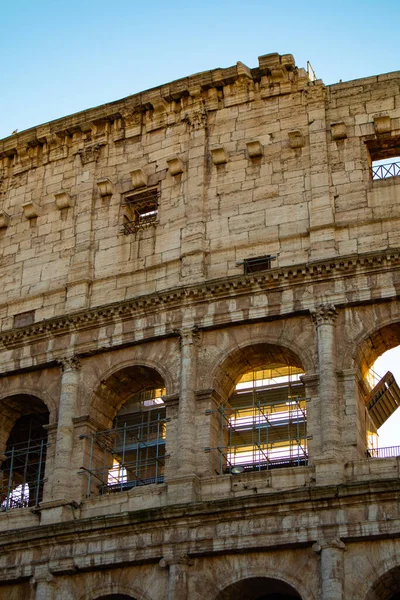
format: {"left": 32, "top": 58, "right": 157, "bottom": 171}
{"left": 366, "top": 445, "right": 400, "bottom": 459}
{"left": 0, "top": 439, "right": 48, "bottom": 512}
{"left": 81, "top": 414, "right": 167, "bottom": 497}
{"left": 371, "top": 161, "right": 400, "bottom": 180}
{"left": 122, "top": 214, "right": 158, "bottom": 235}
{"left": 206, "top": 393, "right": 308, "bottom": 475}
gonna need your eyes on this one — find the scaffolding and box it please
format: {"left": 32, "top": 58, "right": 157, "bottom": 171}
{"left": 82, "top": 390, "right": 167, "bottom": 497}
{"left": 206, "top": 367, "right": 308, "bottom": 475}
{"left": 0, "top": 435, "right": 48, "bottom": 512}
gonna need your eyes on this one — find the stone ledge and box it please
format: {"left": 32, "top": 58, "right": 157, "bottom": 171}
{"left": 0, "top": 248, "right": 399, "bottom": 351}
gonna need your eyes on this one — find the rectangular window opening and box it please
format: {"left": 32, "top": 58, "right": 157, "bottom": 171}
{"left": 122, "top": 188, "right": 159, "bottom": 235}
{"left": 242, "top": 255, "right": 275, "bottom": 275}
{"left": 367, "top": 139, "right": 400, "bottom": 180}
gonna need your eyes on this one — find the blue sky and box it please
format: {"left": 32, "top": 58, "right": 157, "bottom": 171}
{"left": 1, "top": 0, "right": 400, "bottom": 446}
{"left": 1, "top": 0, "right": 399, "bottom": 139}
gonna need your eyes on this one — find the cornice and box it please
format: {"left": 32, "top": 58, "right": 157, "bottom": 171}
{"left": 0, "top": 477, "right": 398, "bottom": 553}
{"left": 0, "top": 53, "right": 312, "bottom": 166}
{"left": 0, "top": 248, "right": 399, "bottom": 350}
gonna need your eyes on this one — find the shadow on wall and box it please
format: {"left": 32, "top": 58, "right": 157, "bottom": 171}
{"left": 214, "top": 577, "right": 302, "bottom": 600}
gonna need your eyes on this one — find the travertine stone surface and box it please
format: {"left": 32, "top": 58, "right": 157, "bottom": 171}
{"left": 0, "top": 52, "right": 400, "bottom": 599}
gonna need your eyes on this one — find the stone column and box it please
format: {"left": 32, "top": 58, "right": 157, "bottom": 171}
{"left": 167, "top": 329, "right": 199, "bottom": 504}
{"left": 31, "top": 567, "right": 54, "bottom": 600}
{"left": 307, "top": 85, "right": 336, "bottom": 261}
{"left": 52, "top": 356, "right": 81, "bottom": 500}
{"left": 314, "top": 539, "right": 346, "bottom": 600}
{"left": 180, "top": 102, "right": 208, "bottom": 283}
{"left": 160, "top": 555, "right": 193, "bottom": 600}
{"left": 338, "top": 368, "right": 365, "bottom": 459}
{"left": 312, "top": 304, "right": 341, "bottom": 460}
{"left": 177, "top": 328, "right": 198, "bottom": 476}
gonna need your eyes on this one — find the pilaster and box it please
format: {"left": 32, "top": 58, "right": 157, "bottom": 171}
{"left": 314, "top": 538, "right": 346, "bottom": 600}
{"left": 160, "top": 554, "right": 194, "bottom": 600}
{"left": 52, "top": 356, "right": 81, "bottom": 501}
{"left": 311, "top": 304, "right": 343, "bottom": 482}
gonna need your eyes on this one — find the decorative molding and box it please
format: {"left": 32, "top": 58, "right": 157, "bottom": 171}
{"left": 1, "top": 248, "right": 399, "bottom": 349}
{"left": 179, "top": 326, "right": 200, "bottom": 347}
{"left": 0, "top": 53, "right": 314, "bottom": 170}
{"left": 311, "top": 303, "right": 338, "bottom": 327}
{"left": 183, "top": 109, "right": 207, "bottom": 131}
{"left": 59, "top": 356, "right": 81, "bottom": 372}
{"left": 77, "top": 144, "right": 102, "bottom": 165}
{"left": 159, "top": 555, "right": 194, "bottom": 568}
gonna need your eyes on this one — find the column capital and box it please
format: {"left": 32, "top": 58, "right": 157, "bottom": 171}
{"left": 159, "top": 554, "right": 194, "bottom": 568}
{"left": 311, "top": 303, "right": 338, "bottom": 327}
{"left": 313, "top": 538, "right": 346, "bottom": 553}
{"left": 178, "top": 326, "right": 200, "bottom": 346}
{"left": 59, "top": 355, "right": 81, "bottom": 372}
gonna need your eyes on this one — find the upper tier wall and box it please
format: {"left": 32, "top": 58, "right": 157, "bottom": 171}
{"left": 0, "top": 52, "right": 399, "bottom": 329}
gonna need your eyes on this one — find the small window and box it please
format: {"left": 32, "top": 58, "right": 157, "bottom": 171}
{"left": 367, "top": 138, "right": 400, "bottom": 180}
{"left": 122, "top": 188, "right": 159, "bottom": 235}
{"left": 242, "top": 255, "right": 274, "bottom": 275}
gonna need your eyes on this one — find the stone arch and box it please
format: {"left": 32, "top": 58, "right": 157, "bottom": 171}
{"left": 339, "top": 302, "right": 400, "bottom": 375}
{"left": 364, "top": 565, "right": 400, "bottom": 600}
{"left": 79, "top": 342, "right": 178, "bottom": 425}
{"left": 349, "top": 552, "right": 400, "bottom": 600}
{"left": 354, "top": 321, "right": 400, "bottom": 380}
{"left": 0, "top": 392, "right": 50, "bottom": 454}
{"left": 79, "top": 583, "right": 153, "bottom": 600}
{"left": 211, "top": 338, "right": 308, "bottom": 400}
{"left": 0, "top": 385, "right": 57, "bottom": 423}
{"left": 88, "top": 360, "right": 168, "bottom": 426}
{"left": 212, "top": 567, "right": 315, "bottom": 600}
{"left": 95, "top": 596, "right": 140, "bottom": 600}
{"left": 92, "top": 356, "right": 175, "bottom": 401}
{"left": 0, "top": 392, "right": 50, "bottom": 509}
{"left": 198, "top": 317, "right": 315, "bottom": 402}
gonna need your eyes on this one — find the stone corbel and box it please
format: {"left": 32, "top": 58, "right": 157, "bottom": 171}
{"left": 22, "top": 200, "right": 39, "bottom": 219}
{"left": 54, "top": 191, "right": 71, "bottom": 210}
{"left": 0, "top": 211, "right": 10, "bottom": 228}
{"left": 130, "top": 168, "right": 148, "bottom": 189}
{"left": 96, "top": 178, "right": 113, "bottom": 198}
{"left": 246, "top": 140, "right": 263, "bottom": 158}
{"left": 167, "top": 157, "right": 184, "bottom": 176}
{"left": 211, "top": 147, "right": 228, "bottom": 165}
{"left": 373, "top": 115, "right": 391, "bottom": 135}
{"left": 288, "top": 130, "right": 304, "bottom": 149}
{"left": 331, "top": 122, "right": 347, "bottom": 140}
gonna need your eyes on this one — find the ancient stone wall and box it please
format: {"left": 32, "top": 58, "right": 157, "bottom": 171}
{"left": 0, "top": 53, "right": 400, "bottom": 600}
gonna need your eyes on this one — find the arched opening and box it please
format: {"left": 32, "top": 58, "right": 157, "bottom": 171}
{"left": 83, "top": 365, "right": 167, "bottom": 496}
{"left": 211, "top": 344, "right": 308, "bottom": 475}
{"left": 215, "top": 576, "right": 302, "bottom": 600}
{"left": 357, "top": 324, "right": 400, "bottom": 459}
{"left": 95, "top": 596, "right": 138, "bottom": 600}
{"left": 0, "top": 395, "right": 49, "bottom": 511}
{"left": 365, "top": 564, "right": 400, "bottom": 600}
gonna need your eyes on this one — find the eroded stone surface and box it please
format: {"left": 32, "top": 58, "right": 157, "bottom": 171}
{"left": 0, "top": 52, "right": 400, "bottom": 600}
